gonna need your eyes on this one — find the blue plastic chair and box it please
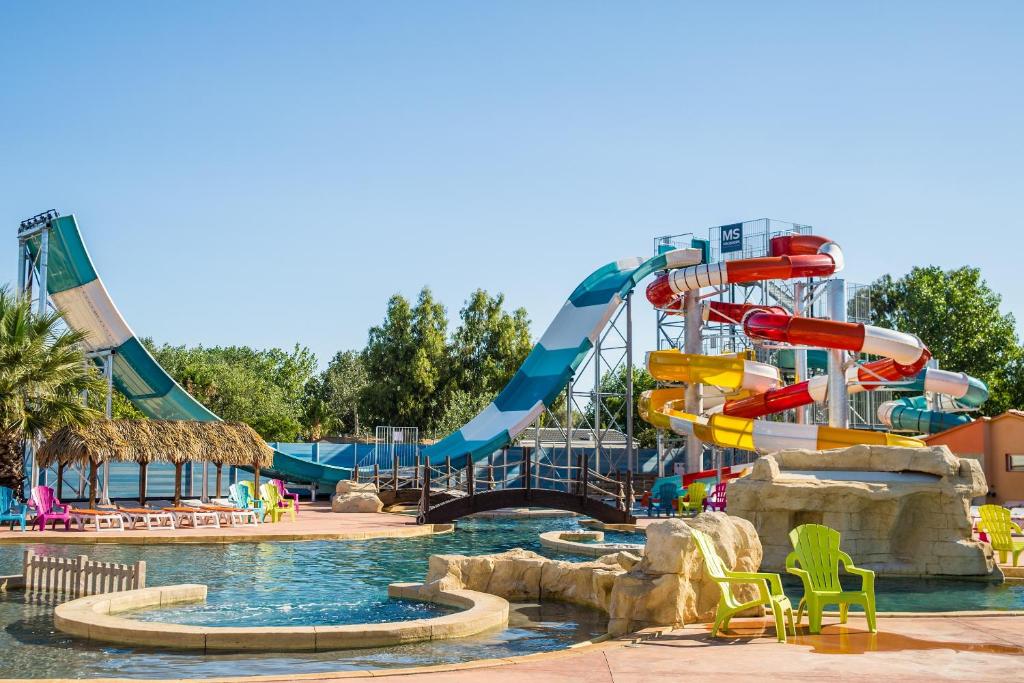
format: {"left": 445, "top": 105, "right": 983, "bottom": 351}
{"left": 648, "top": 482, "right": 678, "bottom": 518}
{"left": 0, "top": 486, "right": 29, "bottom": 531}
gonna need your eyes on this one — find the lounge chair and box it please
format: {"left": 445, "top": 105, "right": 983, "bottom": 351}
{"left": 116, "top": 503, "right": 175, "bottom": 530}
{"left": 271, "top": 478, "right": 300, "bottom": 514}
{"left": 199, "top": 504, "right": 259, "bottom": 527}
{"left": 692, "top": 528, "right": 795, "bottom": 643}
{"left": 704, "top": 482, "right": 728, "bottom": 512}
{"left": 0, "top": 486, "right": 29, "bottom": 531}
{"left": 29, "top": 486, "right": 71, "bottom": 531}
{"left": 259, "top": 482, "right": 296, "bottom": 523}
{"left": 69, "top": 508, "right": 125, "bottom": 532}
{"left": 786, "top": 523, "right": 877, "bottom": 633}
{"left": 162, "top": 506, "right": 221, "bottom": 529}
{"left": 977, "top": 504, "right": 1024, "bottom": 566}
{"left": 678, "top": 481, "right": 707, "bottom": 516}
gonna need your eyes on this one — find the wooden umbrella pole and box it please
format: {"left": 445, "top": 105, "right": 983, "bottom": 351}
{"left": 215, "top": 463, "right": 223, "bottom": 498}
{"left": 88, "top": 459, "right": 98, "bottom": 509}
{"left": 253, "top": 460, "right": 261, "bottom": 501}
{"left": 139, "top": 461, "right": 148, "bottom": 506}
{"left": 174, "top": 462, "right": 183, "bottom": 506}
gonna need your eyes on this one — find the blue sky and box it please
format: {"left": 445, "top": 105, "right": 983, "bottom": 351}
{"left": 1, "top": 2, "right": 1021, "bottom": 367}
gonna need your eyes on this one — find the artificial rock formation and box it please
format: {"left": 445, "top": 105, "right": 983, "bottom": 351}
{"left": 728, "top": 444, "right": 993, "bottom": 576}
{"left": 332, "top": 480, "right": 384, "bottom": 513}
{"left": 416, "top": 512, "right": 761, "bottom": 635}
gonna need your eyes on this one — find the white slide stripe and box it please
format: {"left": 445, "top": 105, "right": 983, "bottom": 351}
{"left": 51, "top": 278, "right": 134, "bottom": 351}
{"left": 877, "top": 401, "right": 898, "bottom": 426}
{"left": 753, "top": 420, "right": 819, "bottom": 452}
{"left": 667, "top": 415, "right": 696, "bottom": 437}
{"left": 668, "top": 263, "right": 726, "bottom": 295}
{"left": 807, "top": 375, "right": 829, "bottom": 402}
{"left": 741, "top": 360, "right": 783, "bottom": 393}
{"left": 537, "top": 298, "right": 620, "bottom": 350}
{"left": 663, "top": 248, "right": 704, "bottom": 269}
{"left": 922, "top": 368, "right": 970, "bottom": 399}
{"left": 459, "top": 402, "right": 543, "bottom": 442}
{"left": 861, "top": 326, "right": 925, "bottom": 366}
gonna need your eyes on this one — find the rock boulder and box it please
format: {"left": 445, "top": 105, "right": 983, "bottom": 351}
{"left": 728, "top": 444, "right": 993, "bottom": 576}
{"left": 331, "top": 491, "right": 384, "bottom": 513}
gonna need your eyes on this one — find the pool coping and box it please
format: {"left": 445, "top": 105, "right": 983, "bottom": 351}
{"left": 0, "top": 523, "right": 455, "bottom": 546}
{"left": 537, "top": 530, "right": 645, "bottom": 558}
{"left": 52, "top": 582, "right": 509, "bottom": 652}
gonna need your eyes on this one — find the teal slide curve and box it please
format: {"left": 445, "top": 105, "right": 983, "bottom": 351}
{"left": 25, "top": 215, "right": 351, "bottom": 489}
{"left": 29, "top": 214, "right": 705, "bottom": 479}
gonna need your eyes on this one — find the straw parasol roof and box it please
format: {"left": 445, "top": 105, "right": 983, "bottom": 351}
{"left": 38, "top": 419, "right": 274, "bottom": 469}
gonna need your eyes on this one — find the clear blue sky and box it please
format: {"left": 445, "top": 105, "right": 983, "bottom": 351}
{"left": 1, "top": 2, "right": 1021, "bottom": 368}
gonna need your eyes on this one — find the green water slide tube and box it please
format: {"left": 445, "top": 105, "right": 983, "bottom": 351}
{"left": 25, "top": 215, "right": 352, "bottom": 490}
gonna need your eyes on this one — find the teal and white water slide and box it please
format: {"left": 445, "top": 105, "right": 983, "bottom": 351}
{"left": 27, "top": 214, "right": 702, "bottom": 483}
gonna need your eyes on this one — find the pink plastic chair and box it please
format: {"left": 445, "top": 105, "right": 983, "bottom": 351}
{"left": 30, "top": 486, "right": 71, "bottom": 531}
{"left": 703, "top": 482, "right": 728, "bottom": 512}
{"left": 271, "top": 479, "right": 300, "bottom": 514}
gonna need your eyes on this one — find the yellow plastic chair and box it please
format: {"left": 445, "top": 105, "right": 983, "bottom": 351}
{"left": 977, "top": 504, "right": 1024, "bottom": 566}
{"left": 786, "top": 524, "right": 877, "bottom": 634}
{"left": 259, "top": 482, "right": 297, "bottom": 523}
{"left": 678, "top": 481, "right": 707, "bottom": 516}
{"left": 692, "top": 528, "right": 795, "bottom": 643}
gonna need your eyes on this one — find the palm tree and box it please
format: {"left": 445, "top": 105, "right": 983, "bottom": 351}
{"left": 0, "top": 287, "right": 105, "bottom": 495}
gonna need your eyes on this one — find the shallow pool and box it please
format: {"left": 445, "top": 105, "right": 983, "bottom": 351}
{"left": 0, "top": 516, "right": 602, "bottom": 679}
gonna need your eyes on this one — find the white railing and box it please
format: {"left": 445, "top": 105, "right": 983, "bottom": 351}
{"left": 22, "top": 550, "right": 146, "bottom": 597}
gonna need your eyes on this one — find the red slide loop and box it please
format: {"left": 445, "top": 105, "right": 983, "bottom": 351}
{"left": 770, "top": 234, "right": 833, "bottom": 257}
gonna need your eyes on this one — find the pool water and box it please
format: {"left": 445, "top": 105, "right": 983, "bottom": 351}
{"left": 0, "top": 516, "right": 603, "bottom": 679}
{"left": 0, "top": 515, "right": 1022, "bottom": 679}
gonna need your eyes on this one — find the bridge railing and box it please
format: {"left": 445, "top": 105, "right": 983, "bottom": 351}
{"left": 417, "top": 447, "right": 635, "bottom": 519}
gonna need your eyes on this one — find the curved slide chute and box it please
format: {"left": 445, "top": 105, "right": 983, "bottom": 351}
{"left": 25, "top": 215, "right": 353, "bottom": 489}
{"left": 641, "top": 233, "right": 987, "bottom": 450}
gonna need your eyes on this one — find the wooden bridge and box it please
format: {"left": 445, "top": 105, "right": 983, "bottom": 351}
{"left": 356, "top": 448, "right": 634, "bottom": 524}
{"left": 355, "top": 449, "right": 636, "bottom": 524}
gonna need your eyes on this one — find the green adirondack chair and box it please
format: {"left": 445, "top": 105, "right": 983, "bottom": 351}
{"left": 678, "top": 481, "right": 707, "bottom": 516}
{"left": 259, "top": 482, "right": 297, "bottom": 523}
{"left": 692, "top": 528, "right": 795, "bottom": 643}
{"left": 977, "top": 504, "right": 1024, "bottom": 566}
{"left": 785, "top": 524, "right": 877, "bottom": 634}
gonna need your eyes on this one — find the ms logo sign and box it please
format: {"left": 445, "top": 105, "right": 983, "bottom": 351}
{"left": 720, "top": 223, "right": 743, "bottom": 253}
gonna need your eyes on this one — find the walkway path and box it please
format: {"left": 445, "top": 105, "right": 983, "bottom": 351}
{"left": 0, "top": 501, "right": 445, "bottom": 544}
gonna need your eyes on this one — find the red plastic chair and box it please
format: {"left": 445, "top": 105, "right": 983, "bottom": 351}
{"left": 271, "top": 479, "right": 300, "bottom": 514}
{"left": 704, "top": 482, "right": 728, "bottom": 512}
{"left": 30, "top": 486, "right": 71, "bottom": 531}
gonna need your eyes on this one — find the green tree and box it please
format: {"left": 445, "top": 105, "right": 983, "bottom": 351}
{"left": 433, "top": 389, "right": 495, "bottom": 438}
{"left": 584, "top": 366, "right": 657, "bottom": 447}
{"left": 325, "top": 350, "right": 368, "bottom": 436}
{"left": 868, "top": 266, "right": 1024, "bottom": 415}
{"left": 410, "top": 288, "right": 449, "bottom": 435}
{"left": 361, "top": 294, "right": 416, "bottom": 430}
{"left": 301, "top": 375, "right": 336, "bottom": 442}
{"left": 447, "top": 289, "right": 532, "bottom": 398}
{"left": 0, "top": 288, "right": 105, "bottom": 493}
{"left": 147, "top": 341, "right": 317, "bottom": 440}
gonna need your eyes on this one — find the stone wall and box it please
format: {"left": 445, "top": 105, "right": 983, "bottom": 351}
{"left": 415, "top": 512, "right": 762, "bottom": 635}
{"left": 728, "top": 444, "right": 993, "bottom": 576}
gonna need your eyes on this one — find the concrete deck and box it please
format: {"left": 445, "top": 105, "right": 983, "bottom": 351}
{"left": 247, "top": 614, "right": 1024, "bottom": 682}
{"left": 0, "top": 501, "right": 449, "bottom": 544}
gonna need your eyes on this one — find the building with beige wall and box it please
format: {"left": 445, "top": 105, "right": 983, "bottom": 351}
{"left": 924, "top": 411, "right": 1024, "bottom": 506}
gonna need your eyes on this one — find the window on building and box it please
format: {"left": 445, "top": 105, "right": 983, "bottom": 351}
{"left": 1007, "top": 455, "right": 1024, "bottom": 472}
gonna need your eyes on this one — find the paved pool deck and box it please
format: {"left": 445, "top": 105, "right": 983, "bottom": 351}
{"left": 0, "top": 501, "right": 448, "bottom": 544}
{"left": 245, "top": 614, "right": 1024, "bottom": 683}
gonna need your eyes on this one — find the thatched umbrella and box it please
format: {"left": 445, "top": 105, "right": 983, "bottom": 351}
{"left": 39, "top": 420, "right": 273, "bottom": 507}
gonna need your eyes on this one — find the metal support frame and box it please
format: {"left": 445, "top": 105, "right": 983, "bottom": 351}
{"left": 827, "top": 278, "right": 850, "bottom": 428}
{"left": 792, "top": 280, "right": 809, "bottom": 424}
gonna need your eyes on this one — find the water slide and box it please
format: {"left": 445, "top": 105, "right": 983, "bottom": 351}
{"left": 31, "top": 214, "right": 983, "bottom": 482}
{"left": 24, "top": 215, "right": 354, "bottom": 490}
{"left": 640, "top": 234, "right": 988, "bottom": 450}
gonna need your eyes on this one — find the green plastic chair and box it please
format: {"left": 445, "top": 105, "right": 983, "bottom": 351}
{"left": 259, "top": 482, "right": 297, "bottom": 523}
{"left": 977, "top": 505, "right": 1024, "bottom": 566}
{"left": 678, "top": 481, "right": 707, "bottom": 516}
{"left": 692, "top": 528, "right": 795, "bottom": 643}
{"left": 785, "top": 524, "right": 877, "bottom": 634}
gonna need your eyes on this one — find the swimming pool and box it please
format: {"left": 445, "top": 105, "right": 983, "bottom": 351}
{"left": 0, "top": 515, "right": 1021, "bottom": 679}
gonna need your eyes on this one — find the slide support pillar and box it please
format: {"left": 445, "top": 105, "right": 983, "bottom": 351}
{"left": 684, "top": 290, "right": 703, "bottom": 472}
{"left": 792, "top": 281, "right": 810, "bottom": 425}
{"left": 827, "top": 278, "right": 850, "bottom": 428}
